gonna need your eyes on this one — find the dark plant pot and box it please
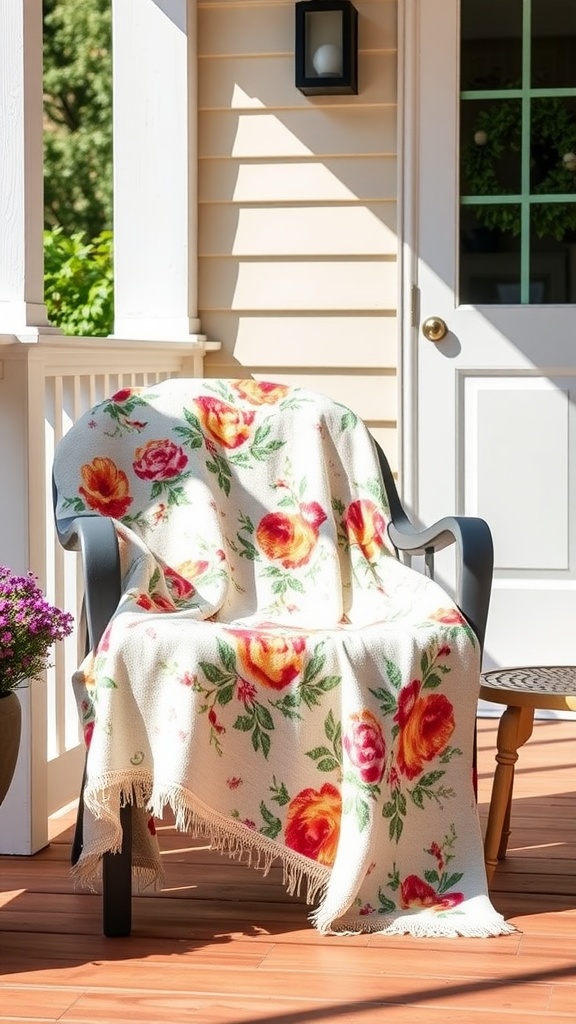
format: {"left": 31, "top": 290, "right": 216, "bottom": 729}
{"left": 0, "top": 692, "right": 22, "bottom": 805}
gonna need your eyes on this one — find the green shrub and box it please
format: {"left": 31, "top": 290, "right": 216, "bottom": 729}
{"left": 44, "top": 227, "right": 114, "bottom": 337}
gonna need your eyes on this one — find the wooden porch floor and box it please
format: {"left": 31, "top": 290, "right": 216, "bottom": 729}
{"left": 1, "top": 717, "right": 575, "bottom": 1024}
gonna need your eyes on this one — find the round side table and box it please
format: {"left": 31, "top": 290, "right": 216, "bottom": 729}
{"left": 480, "top": 666, "right": 576, "bottom": 884}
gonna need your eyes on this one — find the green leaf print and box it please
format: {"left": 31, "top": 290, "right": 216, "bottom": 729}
{"left": 216, "top": 683, "right": 235, "bottom": 706}
{"left": 259, "top": 801, "right": 282, "bottom": 839}
{"left": 340, "top": 408, "right": 358, "bottom": 430}
{"left": 306, "top": 711, "right": 342, "bottom": 773}
{"left": 382, "top": 788, "right": 407, "bottom": 843}
{"left": 62, "top": 495, "right": 87, "bottom": 514}
{"left": 270, "top": 777, "right": 290, "bottom": 806}
{"left": 369, "top": 686, "right": 398, "bottom": 717}
{"left": 343, "top": 791, "right": 370, "bottom": 833}
{"left": 206, "top": 453, "right": 232, "bottom": 497}
{"left": 199, "top": 661, "right": 233, "bottom": 685}
{"left": 234, "top": 714, "right": 254, "bottom": 732}
{"left": 364, "top": 476, "right": 388, "bottom": 508}
{"left": 173, "top": 408, "right": 204, "bottom": 449}
{"left": 98, "top": 676, "right": 118, "bottom": 689}
{"left": 254, "top": 701, "right": 274, "bottom": 731}
{"left": 384, "top": 656, "right": 402, "bottom": 692}
{"left": 439, "top": 745, "right": 462, "bottom": 764}
{"left": 238, "top": 512, "right": 255, "bottom": 534}
{"left": 252, "top": 725, "right": 271, "bottom": 759}
{"left": 217, "top": 638, "right": 237, "bottom": 674}
{"left": 303, "top": 643, "right": 326, "bottom": 685}
{"left": 408, "top": 773, "right": 455, "bottom": 811}
{"left": 377, "top": 889, "right": 396, "bottom": 915}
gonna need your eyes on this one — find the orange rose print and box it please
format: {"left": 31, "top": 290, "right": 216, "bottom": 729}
{"left": 133, "top": 438, "right": 188, "bottom": 481}
{"left": 232, "top": 380, "right": 290, "bottom": 405}
{"left": 79, "top": 457, "right": 133, "bottom": 518}
{"left": 228, "top": 629, "right": 306, "bottom": 690}
{"left": 343, "top": 709, "right": 386, "bottom": 784}
{"left": 343, "top": 499, "right": 388, "bottom": 560}
{"left": 195, "top": 396, "right": 255, "bottom": 449}
{"left": 177, "top": 559, "right": 212, "bottom": 580}
{"left": 394, "top": 679, "right": 455, "bottom": 780}
{"left": 284, "top": 783, "right": 341, "bottom": 865}
{"left": 428, "top": 607, "right": 468, "bottom": 627}
{"left": 256, "top": 502, "right": 327, "bottom": 569}
{"left": 400, "top": 874, "right": 463, "bottom": 910}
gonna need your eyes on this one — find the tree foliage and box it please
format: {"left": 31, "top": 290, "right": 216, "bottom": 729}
{"left": 43, "top": 0, "right": 112, "bottom": 240}
{"left": 44, "top": 228, "right": 114, "bottom": 337}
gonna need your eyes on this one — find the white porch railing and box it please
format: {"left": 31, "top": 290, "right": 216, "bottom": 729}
{"left": 0, "top": 335, "right": 218, "bottom": 854}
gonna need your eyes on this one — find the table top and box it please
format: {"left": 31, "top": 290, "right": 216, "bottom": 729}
{"left": 480, "top": 665, "right": 576, "bottom": 710}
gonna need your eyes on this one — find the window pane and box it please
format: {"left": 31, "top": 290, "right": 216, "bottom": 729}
{"left": 461, "top": 100, "right": 522, "bottom": 196}
{"left": 461, "top": 0, "right": 522, "bottom": 90}
{"left": 531, "top": 204, "right": 576, "bottom": 302}
{"left": 460, "top": 205, "right": 521, "bottom": 304}
{"left": 531, "top": 98, "right": 576, "bottom": 195}
{"left": 532, "top": 0, "right": 576, "bottom": 88}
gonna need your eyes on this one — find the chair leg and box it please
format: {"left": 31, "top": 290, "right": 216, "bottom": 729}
{"left": 497, "top": 786, "right": 514, "bottom": 861}
{"left": 102, "top": 803, "right": 133, "bottom": 937}
{"left": 484, "top": 704, "right": 534, "bottom": 884}
{"left": 71, "top": 756, "right": 88, "bottom": 866}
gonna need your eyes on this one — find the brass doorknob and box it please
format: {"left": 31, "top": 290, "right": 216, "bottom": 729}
{"left": 422, "top": 316, "right": 448, "bottom": 342}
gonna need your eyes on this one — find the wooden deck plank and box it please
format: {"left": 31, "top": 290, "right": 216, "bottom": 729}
{"left": 1, "top": 718, "right": 575, "bottom": 1024}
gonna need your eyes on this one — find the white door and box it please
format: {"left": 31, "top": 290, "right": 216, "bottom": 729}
{"left": 404, "top": 0, "right": 576, "bottom": 670}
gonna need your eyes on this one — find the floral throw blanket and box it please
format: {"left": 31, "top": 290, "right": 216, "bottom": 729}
{"left": 53, "top": 377, "right": 512, "bottom": 937}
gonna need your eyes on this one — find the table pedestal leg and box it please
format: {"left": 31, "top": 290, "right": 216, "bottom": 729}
{"left": 484, "top": 704, "right": 534, "bottom": 884}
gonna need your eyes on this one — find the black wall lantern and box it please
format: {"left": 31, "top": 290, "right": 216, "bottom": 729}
{"left": 295, "top": 0, "right": 358, "bottom": 96}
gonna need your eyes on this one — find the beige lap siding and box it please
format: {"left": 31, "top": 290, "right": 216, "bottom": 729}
{"left": 197, "top": 0, "right": 399, "bottom": 473}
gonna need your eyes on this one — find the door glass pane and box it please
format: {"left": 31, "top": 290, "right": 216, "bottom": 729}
{"left": 461, "top": 100, "right": 522, "bottom": 195}
{"left": 461, "top": 0, "right": 522, "bottom": 90}
{"left": 460, "top": 206, "right": 521, "bottom": 304}
{"left": 531, "top": 206, "right": 576, "bottom": 302}
{"left": 460, "top": 0, "right": 576, "bottom": 305}
{"left": 531, "top": 98, "right": 576, "bottom": 194}
{"left": 532, "top": 0, "right": 576, "bottom": 88}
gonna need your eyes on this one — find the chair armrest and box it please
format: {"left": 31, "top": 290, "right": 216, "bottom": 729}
{"left": 388, "top": 514, "right": 493, "bottom": 653}
{"left": 372, "top": 440, "right": 493, "bottom": 653}
{"left": 56, "top": 515, "right": 121, "bottom": 650}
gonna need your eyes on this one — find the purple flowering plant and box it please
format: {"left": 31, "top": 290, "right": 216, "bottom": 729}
{"left": 0, "top": 566, "right": 74, "bottom": 698}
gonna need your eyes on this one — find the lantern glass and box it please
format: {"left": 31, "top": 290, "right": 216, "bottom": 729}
{"left": 304, "top": 11, "right": 344, "bottom": 78}
{"left": 295, "top": 0, "right": 358, "bottom": 96}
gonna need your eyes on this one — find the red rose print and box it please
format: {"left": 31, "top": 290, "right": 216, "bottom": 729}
{"left": 164, "top": 566, "right": 196, "bottom": 602}
{"left": 400, "top": 874, "right": 464, "bottom": 910}
{"left": 133, "top": 438, "right": 188, "bottom": 481}
{"left": 111, "top": 387, "right": 139, "bottom": 403}
{"left": 136, "top": 591, "right": 175, "bottom": 612}
{"left": 343, "top": 709, "right": 386, "bottom": 784}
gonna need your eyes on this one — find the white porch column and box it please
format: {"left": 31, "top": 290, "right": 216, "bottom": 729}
{"left": 0, "top": 0, "right": 51, "bottom": 855}
{"left": 0, "top": 0, "right": 52, "bottom": 338}
{"left": 112, "top": 0, "right": 203, "bottom": 341}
